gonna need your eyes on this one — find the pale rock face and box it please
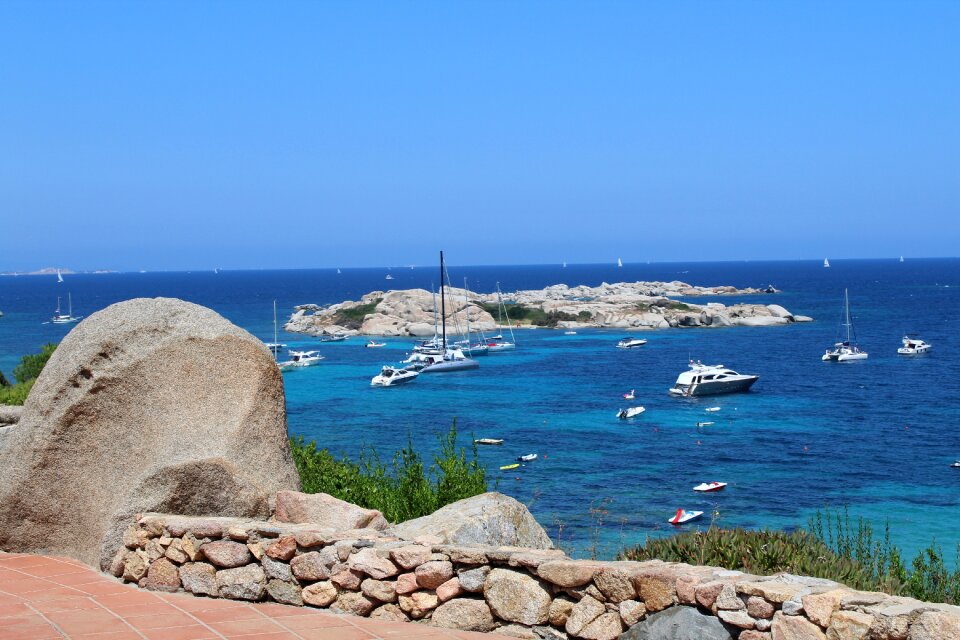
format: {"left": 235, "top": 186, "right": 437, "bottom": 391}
{"left": 144, "top": 558, "right": 180, "bottom": 593}
{"left": 393, "top": 492, "right": 553, "bottom": 549}
{"left": 415, "top": 560, "right": 454, "bottom": 589}
{"left": 770, "top": 611, "right": 826, "bottom": 640}
{"left": 619, "top": 600, "right": 646, "bottom": 627}
{"left": 566, "top": 595, "right": 605, "bottom": 636}
{"left": 431, "top": 598, "right": 497, "bottom": 632}
{"left": 0, "top": 298, "right": 300, "bottom": 570}
{"left": 458, "top": 565, "right": 491, "bottom": 592}
{"left": 484, "top": 568, "right": 552, "bottom": 626}
{"left": 216, "top": 564, "right": 266, "bottom": 601}
{"left": 537, "top": 560, "right": 602, "bottom": 588}
{"left": 398, "top": 590, "right": 440, "bottom": 619}
{"left": 370, "top": 603, "right": 408, "bottom": 621}
{"left": 802, "top": 589, "right": 847, "bottom": 628}
{"left": 301, "top": 581, "right": 338, "bottom": 607}
{"left": 825, "top": 610, "right": 873, "bottom": 640}
{"left": 361, "top": 578, "right": 398, "bottom": 603}
{"left": 390, "top": 545, "right": 432, "bottom": 570}
{"left": 594, "top": 567, "right": 637, "bottom": 603}
{"left": 578, "top": 612, "right": 624, "bottom": 640}
{"left": 201, "top": 541, "right": 252, "bottom": 568}
{"left": 272, "top": 491, "right": 389, "bottom": 531}
{"left": 266, "top": 579, "right": 303, "bottom": 606}
{"left": 179, "top": 562, "right": 217, "bottom": 596}
{"left": 333, "top": 592, "right": 377, "bottom": 616}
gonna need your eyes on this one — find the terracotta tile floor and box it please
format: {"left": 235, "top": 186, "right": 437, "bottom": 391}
{"left": 0, "top": 553, "right": 493, "bottom": 639}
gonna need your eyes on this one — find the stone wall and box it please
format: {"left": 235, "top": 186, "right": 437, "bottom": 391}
{"left": 115, "top": 513, "right": 960, "bottom": 640}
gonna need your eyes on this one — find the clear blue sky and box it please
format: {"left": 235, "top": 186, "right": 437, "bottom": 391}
{"left": 1, "top": 1, "right": 957, "bottom": 271}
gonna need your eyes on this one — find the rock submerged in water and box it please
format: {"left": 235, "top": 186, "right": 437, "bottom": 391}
{"left": 393, "top": 492, "right": 553, "bottom": 549}
{"left": 0, "top": 297, "right": 300, "bottom": 570}
{"left": 286, "top": 281, "right": 809, "bottom": 336}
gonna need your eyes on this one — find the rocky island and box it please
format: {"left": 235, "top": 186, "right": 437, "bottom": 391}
{"left": 285, "top": 281, "right": 813, "bottom": 337}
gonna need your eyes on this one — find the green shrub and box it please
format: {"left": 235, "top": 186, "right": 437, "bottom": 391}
{"left": 619, "top": 506, "right": 960, "bottom": 604}
{"left": 332, "top": 299, "right": 382, "bottom": 329}
{"left": 13, "top": 343, "right": 56, "bottom": 384}
{"left": 1, "top": 343, "right": 56, "bottom": 405}
{"left": 478, "top": 302, "right": 578, "bottom": 327}
{"left": 619, "top": 527, "right": 886, "bottom": 592}
{"left": 289, "top": 421, "right": 490, "bottom": 523}
{"left": 0, "top": 379, "right": 36, "bottom": 406}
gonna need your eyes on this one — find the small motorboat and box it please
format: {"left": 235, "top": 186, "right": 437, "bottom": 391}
{"left": 951, "top": 461, "right": 960, "bottom": 469}
{"left": 898, "top": 336, "right": 931, "bottom": 355}
{"left": 696, "top": 421, "right": 715, "bottom": 427}
{"left": 370, "top": 366, "right": 418, "bottom": 387}
{"left": 623, "top": 389, "right": 635, "bottom": 400}
{"left": 517, "top": 453, "right": 537, "bottom": 462}
{"left": 617, "top": 337, "right": 647, "bottom": 349}
{"left": 617, "top": 407, "right": 646, "bottom": 419}
{"left": 705, "top": 407, "right": 721, "bottom": 412}
{"left": 474, "top": 438, "right": 504, "bottom": 446}
{"left": 500, "top": 463, "right": 520, "bottom": 471}
{"left": 668, "top": 509, "right": 704, "bottom": 525}
{"left": 564, "top": 330, "right": 577, "bottom": 335}
{"left": 366, "top": 340, "right": 387, "bottom": 348}
{"left": 265, "top": 342, "right": 287, "bottom": 351}
{"left": 693, "top": 482, "right": 727, "bottom": 493}
{"left": 320, "top": 333, "right": 348, "bottom": 343}
{"left": 278, "top": 350, "right": 325, "bottom": 370}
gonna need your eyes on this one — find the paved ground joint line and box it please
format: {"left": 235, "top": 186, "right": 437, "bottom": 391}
{"left": 24, "top": 602, "right": 68, "bottom": 639}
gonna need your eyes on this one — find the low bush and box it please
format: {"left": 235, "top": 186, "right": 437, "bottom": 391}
{"left": 1, "top": 343, "right": 56, "bottom": 406}
{"left": 289, "top": 421, "right": 490, "bottom": 523}
{"left": 332, "top": 299, "right": 382, "bottom": 329}
{"left": 478, "top": 302, "right": 578, "bottom": 327}
{"left": 620, "top": 506, "right": 960, "bottom": 604}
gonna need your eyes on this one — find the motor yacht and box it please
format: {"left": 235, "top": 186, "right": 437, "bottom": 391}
{"left": 898, "top": 336, "right": 931, "bottom": 355}
{"left": 370, "top": 365, "right": 418, "bottom": 387}
{"left": 278, "top": 350, "right": 324, "bottom": 370}
{"left": 365, "top": 340, "right": 386, "bottom": 348}
{"left": 668, "top": 361, "right": 758, "bottom": 397}
{"left": 617, "top": 337, "right": 647, "bottom": 349}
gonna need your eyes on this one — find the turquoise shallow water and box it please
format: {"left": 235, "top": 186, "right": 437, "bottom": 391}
{"left": 1, "top": 259, "right": 958, "bottom": 560}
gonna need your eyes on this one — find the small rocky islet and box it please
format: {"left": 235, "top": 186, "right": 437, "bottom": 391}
{"left": 284, "top": 280, "right": 812, "bottom": 337}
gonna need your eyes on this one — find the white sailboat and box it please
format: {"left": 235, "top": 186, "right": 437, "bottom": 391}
{"left": 51, "top": 293, "right": 81, "bottom": 324}
{"left": 487, "top": 282, "right": 516, "bottom": 352}
{"left": 617, "top": 257, "right": 623, "bottom": 268}
{"left": 420, "top": 251, "right": 479, "bottom": 373}
{"left": 899, "top": 256, "right": 905, "bottom": 263}
{"left": 823, "top": 258, "right": 830, "bottom": 268}
{"left": 265, "top": 300, "right": 286, "bottom": 355}
{"left": 56, "top": 269, "right": 64, "bottom": 283}
{"left": 822, "top": 289, "right": 868, "bottom": 362}
{"left": 562, "top": 260, "right": 567, "bottom": 268}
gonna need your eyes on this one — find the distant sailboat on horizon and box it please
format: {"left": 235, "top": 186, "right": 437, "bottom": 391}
{"left": 617, "top": 257, "right": 623, "bottom": 268}
{"left": 56, "top": 269, "right": 64, "bottom": 283}
{"left": 562, "top": 260, "right": 567, "bottom": 268}
{"left": 900, "top": 256, "right": 905, "bottom": 263}
{"left": 824, "top": 258, "right": 831, "bottom": 268}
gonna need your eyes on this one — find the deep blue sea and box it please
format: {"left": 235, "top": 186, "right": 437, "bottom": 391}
{"left": 2, "top": 259, "right": 958, "bottom": 561}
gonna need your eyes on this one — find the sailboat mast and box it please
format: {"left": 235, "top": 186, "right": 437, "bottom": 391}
{"left": 844, "top": 288, "right": 852, "bottom": 343}
{"left": 273, "top": 300, "right": 279, "bottom": 355}
{"left": 463, "top": 277, "right": 471, "bottom": 344}
{"left": 440, "top": 251, "right": 446, "bottom": 351}
{"left": 68, "top": 293, "right": 72, "bottom": 316}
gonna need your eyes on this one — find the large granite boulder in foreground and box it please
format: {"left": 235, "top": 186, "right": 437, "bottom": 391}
{"left": 0, "top": 298, "right": 300, "bottom": 570}
{"left": 393, "top": 492, "right": 552, "bottom": 549}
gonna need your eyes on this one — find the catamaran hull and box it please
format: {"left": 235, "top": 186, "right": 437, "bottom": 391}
{"left": 421, "top": 359, "right": 480, "bottom": 373}
{"left": 669, "top": 376, "right": 758, "bottom": 397}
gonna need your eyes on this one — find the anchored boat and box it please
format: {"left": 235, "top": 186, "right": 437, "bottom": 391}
{"left": 668, "top": 361, "right": 758, "bottom": 397}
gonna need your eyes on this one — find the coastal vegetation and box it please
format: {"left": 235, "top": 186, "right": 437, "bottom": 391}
{"left": 0, "top": 343, "right": 56, "bottom": 405}
{"left": 332, "top": 298, "right": 382, "bottom": 329}
{"left": 289, "top": 422, "right": 490, "bottom": 523}
{"left": 620, "top": 507, "right": 960, "bottom": 605}
{"left": 477, "top": 302, "right": 590, "bottom": 327}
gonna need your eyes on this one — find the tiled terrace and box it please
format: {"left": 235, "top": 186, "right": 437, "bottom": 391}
{"left": 0, "top": 553, "right": 492, "bottom": 640}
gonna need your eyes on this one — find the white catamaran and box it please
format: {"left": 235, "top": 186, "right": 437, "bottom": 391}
{"left": 822, "top": 288, "right": 868, "bottom": 362}
{"left": 419, "top": 251, "right": 479, "bottom": 373}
